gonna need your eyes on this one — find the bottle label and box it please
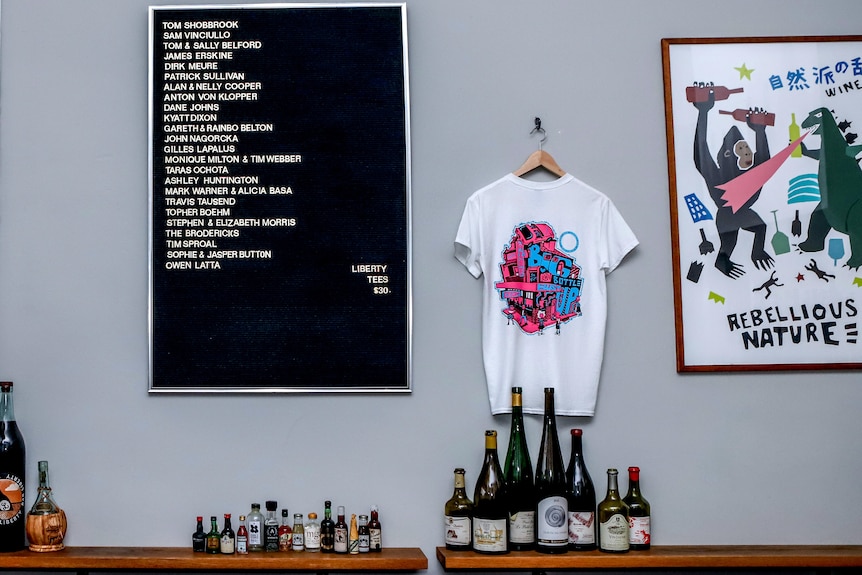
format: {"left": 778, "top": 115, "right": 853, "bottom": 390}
{"left": 247, "top": 520, "right": 262, "bottom": 546}
{"left": 629, "top": 516, "right": 650, "bottom": 545}
{"left": 291, "top": 531, "right": 304, "bottom": 550}
{"left": 444, "top": 516, "right": 471, "bottom": 546}
{"left": 359, "top": 533, "right": 370, "bottom": 552}
{"left": 306, "top": 526, "right": 321, "bottom": 550}
{"left": 537, "top": 496, "right": 568, "bottom": 546}
{"left": 568, "top": 510, "right": 595, "bottom": 545}
{"left": 264, "top": 524, "right": 279, "bottom": 551}
{"left": 508, "top": 510, "right": 535, "bottom": 544}
{"left": 369, "top": 527, "right": 382, "bottom": 550}
{"left": 236, "top": 535, "right": 248, "bottom": 554}
{"left": 599, "top": 513, "right": 629, "bottom": 551}
{"left": 0, "top": 474, "right": 24, "bottom": 526}
{"left": 334, "top": 527, "right": 348, "bottom": 552}
{"left": 472, "top": 517, "right": 507, "bottom": 552}
{"left": 220, "top": 535, "right": 235, "bottom": 554}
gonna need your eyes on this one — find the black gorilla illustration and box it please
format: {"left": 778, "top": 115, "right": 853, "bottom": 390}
{"left": 693, "top": 91, "right": 774, "bottom": 278}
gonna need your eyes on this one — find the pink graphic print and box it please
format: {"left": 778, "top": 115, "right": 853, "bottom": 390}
{"left": 494, "top": 222, "right": 583, "bottom": 335}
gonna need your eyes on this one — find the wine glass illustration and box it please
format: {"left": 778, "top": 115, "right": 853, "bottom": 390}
{"left": 828, "top": 238, "right": 845, "bottom": 267}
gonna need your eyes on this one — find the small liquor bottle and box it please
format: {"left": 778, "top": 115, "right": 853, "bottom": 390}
{"left": 264, "top": 501, "right": 279, "bottom": 552}
{"left": 220, "top": 514, "right": 236, "bottom": 554}
{"left": 278, "top": 509, "right": 292, "bottom": 551}
{"left": 305, "top": 513, "right": 321, "bottom": 552}
{"left": 247, "top": 503, "right": 264, "bottom": 552}
{"left": 320, "top": 502, "right": 335, "bottom": 553}
{"left": 205, "top": 516, "right": 220, "bottom": 554}
{"left": 348, "top": 514, "right": 359, "bottom": 555}
{"left": 192, "top": 517, "right": 206, "bottom": 552}
{"left": 291, "top": 513, "right": 305, "bottom": 551}
{"left": 358, "top": 514, "right": 370, "bottom": 553}
{"left": 236, "top": 515, "right": 249, "bottom": 554}
{"left": 334, "top": 506, "right": 348, "bottom": 554}
{"left": 368, "top": 506, "right": 382, "bottom": 552}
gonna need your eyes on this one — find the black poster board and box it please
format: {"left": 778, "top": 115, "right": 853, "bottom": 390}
{"left": 148, "top": 4, "right": 411, "bottom": 392}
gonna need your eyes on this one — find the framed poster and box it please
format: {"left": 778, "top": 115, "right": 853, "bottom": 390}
{"left": 662, "top": 36, "right": 862, "bottom": 372}
{"left": 148, "top": 4, "right": 411, "bottom": 392}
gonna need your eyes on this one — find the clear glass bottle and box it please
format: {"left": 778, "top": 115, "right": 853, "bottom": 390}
{"left": 25, "top": 460, "right": 67, "bottom": 551}
{"left": 264, "top": 501, "right": 279, "bottom": 552}
{"left": 503, "top": 387, "right": 535, "bottom": 551}
{"left": 0, "top": 381, "right": 26, "bottom": 552}
{"left": 291, "top": 513, "right": 305, "bottom": 551}
{"left": 192, "top": 516, "right": 206, "bottom": 552}
{"left": 535, "top": 388, "right": 568, "bottom": 553}
{"left": 236, "top": 515, "right": 249, "bottom": 554}
{"left": 334, "top": 505, "right": 348, "bottom": 554}
{"left": 320, "top": 501, "right": 335, "bottom": 553}
{"left": 206, "top": 516, "right": 220, "bottom": 554}
{"left": 368, "top": 506, "right": 382, "bottom": 552}
{"left": 623, "top": 466, "right": 651, "bottom": 550}
{"left": 305, "top": 512, "right": 321, "bottom": 552}
{"left": 358, "top": 514, "right": 370, "bottom": 553}
{"left": 247, "top": 503, "right": 264, "bottom": 551}
{"left": 444, "top": 468, "right": 473, "bottom": 550}
{"left": 278, "top": 509, "right": 292, "bottom": 551}
{"left": 598, "top": 469, "right": 629, "bottom": 553}
{"left": 220, "top": 514, "right": 235, "bottom": 554}
{"left": 472, "top": 430, "right": 508, "bottom": 554}
{"left": 566, "top": 429, "right": 596, "bottom": 551}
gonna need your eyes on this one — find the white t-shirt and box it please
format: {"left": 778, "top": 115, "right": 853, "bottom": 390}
{"left": 455, "top": 173, "right": 638, "bottom": 416}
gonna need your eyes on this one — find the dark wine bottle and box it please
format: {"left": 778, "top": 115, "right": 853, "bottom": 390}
{"left": 535, "top": 388, "right": 568, "bottom": 554}
{"left": 503, "top": 387, "right": 535, "bottom": 550}
{"left": 598, "top": 468, "right": 629, "bottom": 553}
{"left": 623, "top": 466, "right": 651, "bottom": 550}
{"left": 472, "top": 430, "right": 508, "bottom": 554}
{"left": 0, "top": 381, "right": 26, "bottom": 553}
{"left": 566, "top": 429, "right": 596, "bottom": 550}
{"left": 444, "top": 468, "right": 473, "bottom": 550}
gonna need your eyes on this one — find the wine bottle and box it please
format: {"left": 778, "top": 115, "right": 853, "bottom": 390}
{"left": 472, "top": 430, "right": 508, "bottom": 554}
{"left": 598, "top": 469, "right": 629, "bottom": 553}
{"left": 0, "top": 381, "right": 26, "bottom": 553}
{"left": 334, "top": 506, "right": 348, "bottom": 554}
{"left": 685, "top": 84, "right": 743, "bottom": 103}
{"left": 368, "top": 505, "right": 382, "bottom": 551}
{"left": 220, "top": 514, "right": 236, "bottom": 554}
{"left": 623, "top": 466, "right": 651, "bottom": 550}
{"left": 719, "top": 108, "right": 775, "bottom": 126}
{"left": 444, "top": 468, "right": 473, "bottom": 550}
{"left": 503, "top": 387, "right": 535, "bottom": 550}
{"left": 789, "top": 113, "right": 802, "bottom": 158}
{"left": 320, "top": 501, "right": 335, "bottom": 553}
{"left": 206, "top": 516, "right": 221, "bottom": 554}
{"left": 566, "top": 429, "right": 596, "bottom": 551}
{"left": 192, "top": 516, "right": 206, "bottom": 552}
{"left": 535, "top": 388, "right": 568, "bottom": 554}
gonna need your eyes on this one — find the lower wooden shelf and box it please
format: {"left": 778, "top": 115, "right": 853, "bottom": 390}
{"left": 437, "top": 545, "right": 862, "bottom": 570}
{"left": 0, "top": 547, "right": 428, "bottom": 573}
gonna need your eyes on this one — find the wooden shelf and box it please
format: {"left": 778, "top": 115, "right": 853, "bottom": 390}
{"left": 0, "top": 546, "right": 427, "bottom": 572}
{"left": 437, "top": 545, "right": 862, "bottom": 570}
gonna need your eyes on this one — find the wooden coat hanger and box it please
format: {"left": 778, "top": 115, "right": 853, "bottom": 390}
{"left": 513, "top": 117, "right": 566, "bottom": 177}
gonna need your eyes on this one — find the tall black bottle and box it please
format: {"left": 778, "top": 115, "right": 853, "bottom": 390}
{"left": 0, "top": 381, "right": 26, "bottom": 552}
{"left": 503, "top": 387, "right": 535, "bottom": 550}
{"left": 534, "top": 388, "right": 568, "bottom": 553}
{"left": 566, "top": 429, "right": 596, "bottom": 550}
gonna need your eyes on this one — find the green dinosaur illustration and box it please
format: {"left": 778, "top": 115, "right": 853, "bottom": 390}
{"left": 798, "top": 108, "right": 862, "bottom": 269}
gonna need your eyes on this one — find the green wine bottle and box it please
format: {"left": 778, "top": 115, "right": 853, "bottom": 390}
{"left": 598, "top": 469, "right": 629, "bottom": 553}
{"left": 504, "top": 387, "right": 535, "bottom": 550}
{"left": 535, "top": 388, "right": 568, "bottom": 554}
{"left": 623, "top": 466, "right": 651, "bottom": 550}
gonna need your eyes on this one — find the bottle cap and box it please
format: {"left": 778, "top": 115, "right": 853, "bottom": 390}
{"left": 240, "top": 515, "right": 246, "bottom": 520}
{"left": 370, "top": 505, "right": 378, "bottom": 513}
{"left": 197, "top": 516, "right": 203, "bottom": 521}
{"left": 309, "top": 512, "right": 318, "bottom": 519}
{"left": 325, "top": 500, "right": 332, "bottom": 507}
{"left": 252, "top": 503, "right": 260, "bottom": 509}
{"left": 338, "top": 505, "right": 345, "bottom": 514}
{"left": 294, "top": 513, "right": 303, "bottom": 519}
{"left": 571, "top": 428, "right": 583, "bottom": 436}
{"left": 266, "top": 500, "right": 277, "bottom": 511}
{"left": 282, "top": 509, "right": 289, "bottom": 516}
{"left": 224, "top": 513, "right": 231, "bottom": 519}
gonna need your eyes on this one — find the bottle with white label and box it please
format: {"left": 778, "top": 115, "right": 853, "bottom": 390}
{"left": 566, "top": 429, "right": 596, "bottom": 550}
{"left": 598, "top": 469, "right": 629, "bottom": 553}
{"left": 535, "top": 388, "right": 568, "bottom": 553}
{"left": 623, "top": 466, "right": 651, "bottom": 550}
{"left": 472, "top": 430, "right": 508, "bottom": 554}
{"left": 444, "top": 468, "right": 473, "bottom": 550}
{"left": 305, "top": 512, "right": 321, "bottom": 552}
{"left": 503, "top": 387, "right": 535, "bottom": 550}
{"left": 246, "top": 503, "right": 264, "bottom": 551}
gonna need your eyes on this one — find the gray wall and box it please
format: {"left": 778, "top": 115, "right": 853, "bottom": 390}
{"left": 1, "top": 0, "right": 860, "bottom": 571}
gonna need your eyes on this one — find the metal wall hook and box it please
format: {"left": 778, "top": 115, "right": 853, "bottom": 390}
{"left": 530, "top": 117, "right": 548, "bottom": 150}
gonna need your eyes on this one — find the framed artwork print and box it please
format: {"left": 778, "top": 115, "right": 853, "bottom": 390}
{"left": 662, "top": 36, "right": 862, "bottom": 372}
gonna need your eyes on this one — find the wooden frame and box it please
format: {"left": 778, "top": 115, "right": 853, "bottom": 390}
{"left": 661, "top": 36, "right": 862, "bottom": 372}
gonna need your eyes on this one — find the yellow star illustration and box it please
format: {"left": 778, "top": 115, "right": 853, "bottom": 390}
{"left": 735, "top": 63, "right": 754, "bottom": 80}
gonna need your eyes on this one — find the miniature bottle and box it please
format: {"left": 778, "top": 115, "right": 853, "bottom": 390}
{"left": 264, "top": 501, "right": 279, "bottom": 551}
{"left": 192, "top": 516, "right": 206, "bottom": 552}
{"left": 348, "top": 513, "right": 359, "bottom": 554}
{"left": 220, "top": 514, "right": 235, "bottom": 554}
{"left": 246, "top": 503, "right": 264, "bottom": 551}
{"left": 291, "top": 513, "right": 305, "bottom": 551}
{"left": 368, "top": 506, "right": 382, "bottom": 552}
{"left": 358, "top": 514, "right": 370, "bottom": 553}
{"left": 236, "top": 515, "right": 249, "bottom": 554}
{"left": 305, "top": 512, "right": 321, "bottom": 552}
{"left": 278, "top": 509, "right": 292, "bottom": 551}
{"left": 25, "top": 460, "right": 67, "bottom": 552}
{"left": 320, "top": 501, "right": 335, "bottom": 553}
{"left": 206, "top": 516, "right": 220, "bottom": 554}
{"left": 334, "top": 506, "right": 348, "bottom": 554}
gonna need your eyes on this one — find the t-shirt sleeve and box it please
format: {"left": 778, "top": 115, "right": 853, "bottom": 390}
{"left": 602, "top": 198, "right": 639, "bottom": 273}
{"left": 454, "top": 194, "right": 483, "bottom": 278}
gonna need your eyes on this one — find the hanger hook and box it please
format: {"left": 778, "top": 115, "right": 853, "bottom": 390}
{"left": 530, "top": 117, "right": 547, "bottom": 150}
